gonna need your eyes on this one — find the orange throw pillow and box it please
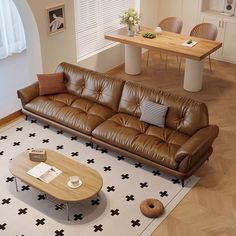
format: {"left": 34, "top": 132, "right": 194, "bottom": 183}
{"left": 37, "top": 72, "right": 67, "bottom": 96}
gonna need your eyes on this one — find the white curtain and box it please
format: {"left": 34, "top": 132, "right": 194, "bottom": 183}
{"left": 0, "top": 0, "right": 26, "bottom": 59}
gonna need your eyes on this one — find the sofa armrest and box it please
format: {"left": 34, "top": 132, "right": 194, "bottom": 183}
{"left": 175, "top": 125, "right": 219, "bottom": 164}
{"left": 17, "top": 82, "right": 39, "bottom": 107}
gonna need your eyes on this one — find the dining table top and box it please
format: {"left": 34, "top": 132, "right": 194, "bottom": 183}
{"left": 104, "top": 26, "right": 222, "bottom": 61}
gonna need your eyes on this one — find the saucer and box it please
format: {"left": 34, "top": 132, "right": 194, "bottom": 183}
{"left": 67, "top": 179, "right": 82, "bottom": 189}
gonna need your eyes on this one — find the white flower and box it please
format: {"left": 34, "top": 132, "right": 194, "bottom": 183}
{"left": 129, "top": 16, "right": 133, "bottom": 21}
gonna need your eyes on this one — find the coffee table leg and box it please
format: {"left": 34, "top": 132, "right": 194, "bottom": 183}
{"left": 66, "top": 202, "right": 70, "bottom": 221}
{"left": 14, "top": 177, "right": 19, "bottom": 192}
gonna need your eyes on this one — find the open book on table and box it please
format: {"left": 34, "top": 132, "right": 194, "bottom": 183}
{"left": 27, "top": 162, "right": 62, "bottom": 184}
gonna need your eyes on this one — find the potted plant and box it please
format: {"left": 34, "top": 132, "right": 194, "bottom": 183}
{"left": 120, "top": 8, "right": 140, "bottom": 36}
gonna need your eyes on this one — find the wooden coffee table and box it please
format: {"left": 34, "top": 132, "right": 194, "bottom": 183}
{"left": 9, "top": 149, "right": 103, "bottom": 220}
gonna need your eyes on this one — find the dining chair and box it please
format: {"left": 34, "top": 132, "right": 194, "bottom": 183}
{"left": 189, "top": 23, "right": 218, "bottom": 72}
{"left": 146, "top": 17, "right": 183, "bottom": 70}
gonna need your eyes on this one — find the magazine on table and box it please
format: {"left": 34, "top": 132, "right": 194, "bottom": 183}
{"left": 27, "top": 162, "right": 62, "bottom": 184}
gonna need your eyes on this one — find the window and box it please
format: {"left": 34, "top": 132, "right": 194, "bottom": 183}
{"left": 0, "top": 0, "right": 26, "bottom": 59}
{"left": 74, "top": 0, "right": 140, "bottom": 61}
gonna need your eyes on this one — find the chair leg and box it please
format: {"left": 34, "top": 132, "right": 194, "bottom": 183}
{"left": 181, "top": 179, "right": 185, "bottom": 188}
{"left": 146, "top": 51, "right": 150, "bottom": 67}
{"left": 209, "top": 55, "right": 212, "bottom": 72}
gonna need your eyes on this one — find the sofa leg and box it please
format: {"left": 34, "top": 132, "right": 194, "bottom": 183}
{"left": 181, "top": 179, "right": 185, "bottom": 187}
{"left": 25, "top": 115, "right": 28, "bottom": 120}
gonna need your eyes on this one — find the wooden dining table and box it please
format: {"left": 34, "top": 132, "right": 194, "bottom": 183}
{"left": 105, "top": 27, "right": 222, "bottom": 92}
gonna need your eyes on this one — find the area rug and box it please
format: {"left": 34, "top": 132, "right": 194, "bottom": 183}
{"left": 0, "top": 118, "right": 199, "bottom": 236}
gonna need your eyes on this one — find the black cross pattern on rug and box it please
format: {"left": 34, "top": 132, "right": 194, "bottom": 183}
{"left": 6, "top": 176, "right": 14, "bottom": 182}
{"left": 152, "top": 170, "right": 161, "bottom": 176}
{"left": 31, "top": 119, "right": 37, "bottom": 123}
{"left": 159, "top": 190, "right": 169, "bottom": 197}
{"left": 57, "top": 130, "right": 63, "bottom": 135}
{"left": 42, "top": 139, "right": 49, "bottom": 143}
{"left": 106, "top": 186, "right": 115, "bottom": 192}
{"left": 103, "top": 166, "right": 111, "bottom": 172}
{"left": 29, "top": 133, "right": 36, "bottom": 137}
{"left": 73, "top": 213, "right": 83, "bottom": 221}
{"left": 18, "top": 208, "right": 28, "bottom": 215}
{"left": 70, "top": 136, "right": 77, "bottom": 141}
{"left": 37, "top": 194, "right": 46, "bottom": 200}
{"left": 110, "top": 209, "right": 120, "bottom": 216}
{"left": 121, "top": 174, "right": 129, "bottom": 180}
{"left": 55, "top": 203, "right": 64, "bottom": 210}
{"left": 71, "top": 152, "right": 79, "bottom": 157}
{"left": 35, "top": 218, "right": 45, "bottom": 226}
{"left": 134, "top": 162, "right": 143, "bottom": 168}
{"left": 95, "top": 146, "right": 108, "bottom": 154}
{"left": 126, "top": 195, "right": 135, "bottom": 201}
{"left": 139, "top": 182, "right": 148, "bottom": 188}
{"left": 0, "top": 136, "right": 7, "bottom": 140}
{"left": 1, "top": 198, "right": 11, "bottom": 205}
{"left": 87, "top": 159, "right": 95, "bottom": 164}
{"left": 56, "top": 145, "right": 64, "bottom": 150}
{"left": 43, "top": 125, "right": 50, "bottom": 129}
{"left": 0, "top": 151, "right": 4, "bottom": 155}
{"left": 85, "top": 142, "right": 94, "bottom": 148}
{"left": 172, "top": 178, "right": 180, "bottom": 184}
{"left": 54, "top": 229, "right": 64, "bottom": 236}
{"left": 0, "top": 223, "right": 7, "bottom": 230}
{"left": 91, "top": 199, "right": 100, "bottom": 206}
{"left": 131, "top": 219, "right": 141, "bottom": 227}
{"left": 16, "top": 127, "right": 23, "bottom": 131}
{"left": 93, "top": 224, "right": 103, "bottom": 232}
{"left": 21, "top": 185, "right": 30, "bottom": 191}
{"left": 117, "top": 155, "right": 125, "bottom": 161}
{"left": 13, "top": 142, "right": 20, "bottom": 146}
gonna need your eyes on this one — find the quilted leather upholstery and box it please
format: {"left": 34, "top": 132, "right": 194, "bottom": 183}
{"left": 56, "top": 62, "right": 124, "bottom": 111}
{"left": 17, "top": 62, "right": 218, "bottom": 180}
{"left": 25, "top": 94, "right": 115, "bottom": 135}
{"left": 119, "top": 82, "right": 209, "bottom": 136}
{"left": 92, "top": 113, "right": 189, "bottom": 169}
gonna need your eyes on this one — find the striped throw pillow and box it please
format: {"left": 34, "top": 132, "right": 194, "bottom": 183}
{"left": 140, "top": 100, "right": 169, "bottom": 128}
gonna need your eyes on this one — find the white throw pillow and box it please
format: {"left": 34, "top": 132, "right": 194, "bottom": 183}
{"left": 140, "top": 100, "right": 169, "bottom": 128}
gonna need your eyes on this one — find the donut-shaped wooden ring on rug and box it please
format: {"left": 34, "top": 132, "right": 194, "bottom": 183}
{"left": 140, "top": 198, "right": 164, "bottom": 218}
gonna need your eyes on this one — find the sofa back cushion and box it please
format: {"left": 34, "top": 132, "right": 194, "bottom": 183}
{"left": 118, "top": 81, "right": 209, "bottom": 136}
{"left": 56, "top": 62, "right": 124, "bottom": 111}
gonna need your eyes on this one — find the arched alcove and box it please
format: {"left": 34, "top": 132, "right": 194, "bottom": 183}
{"left": 13, "top": 0, "right": 43, "bottom": 81}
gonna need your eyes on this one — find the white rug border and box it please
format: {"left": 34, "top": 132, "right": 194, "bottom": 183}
{"left": 0, "top": 117, "right": 24, "bottom": 133}
{"left": 140, "top": 175, "right": 199, "bottom": 236}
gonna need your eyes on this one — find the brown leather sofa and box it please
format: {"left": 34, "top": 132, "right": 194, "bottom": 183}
{"left": 17, "top": 62, "right": 219, "bottom": 186}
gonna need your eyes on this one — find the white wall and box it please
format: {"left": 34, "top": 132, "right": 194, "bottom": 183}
{"left": 0, "top": 51, "right": 30, "bottom": 119}
{"left": 26, "top": 0, "right": 77, "bottom": 73}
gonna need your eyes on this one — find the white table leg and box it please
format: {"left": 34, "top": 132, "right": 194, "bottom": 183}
{"left": 125, "top": 45, "right": 142, "bottom": 75}
{"left": 184, "top": 59, "right": 205, "bottom": 92}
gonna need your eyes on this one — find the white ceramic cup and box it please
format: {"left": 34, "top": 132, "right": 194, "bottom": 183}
{"left": 69, "top": 176, "right": 80, "bottom": 185}
{"left": 155, "top": 26, "right": 162, "bottom": 35}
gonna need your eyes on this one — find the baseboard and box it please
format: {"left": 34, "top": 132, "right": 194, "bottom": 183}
{"left": 0, "top": 110, "right": 23, "bottom": 127}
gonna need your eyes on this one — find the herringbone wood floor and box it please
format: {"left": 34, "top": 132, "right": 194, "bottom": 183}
{"left": 107, "top": 52, "right": 236, "bottom": 236}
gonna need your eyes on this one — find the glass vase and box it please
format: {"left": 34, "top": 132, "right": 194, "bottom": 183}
{"left": 127, "top": 24, "right": 135, "bottom": 37}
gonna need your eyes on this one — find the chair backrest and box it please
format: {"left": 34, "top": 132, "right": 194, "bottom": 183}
{"left": 158, "top": 17, "right": 183, "bottom": 34}
{"left": 190, "top": 23, "right": 218, "bottom": 41}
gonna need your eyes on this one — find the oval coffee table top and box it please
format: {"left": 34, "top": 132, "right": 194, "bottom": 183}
{"left": 9, "top": 149, "right": 103, "bottom": 202}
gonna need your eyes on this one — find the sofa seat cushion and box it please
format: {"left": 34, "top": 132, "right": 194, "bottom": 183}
{"left": 92, "top": 113, "right": 189, "bottom": 169}
{"left": 25, "top": 93, "right": 115, "bottom": 135}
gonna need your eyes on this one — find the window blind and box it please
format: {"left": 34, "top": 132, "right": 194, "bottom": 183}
{"left": 74, "top": 0, "right": 140, "bottom": 61}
